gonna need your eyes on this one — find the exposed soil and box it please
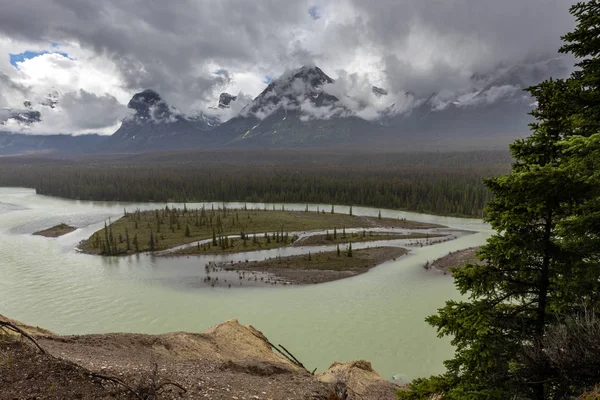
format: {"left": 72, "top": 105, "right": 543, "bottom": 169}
{"left": 224, "top": 246, "right": 409, "bottom": 284}
{"left": 33, "top": 223, "right": 77, "bottom": 238}
{"left": 0, "top": 316, "right": 400, "bottom": 400}
{"left": 428, "top": 246, "right": 483, "bottom": 275}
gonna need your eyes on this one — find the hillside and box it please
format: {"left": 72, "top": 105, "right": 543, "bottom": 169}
{"left": 0, "top": 315, "right": 400, "bottom": 399}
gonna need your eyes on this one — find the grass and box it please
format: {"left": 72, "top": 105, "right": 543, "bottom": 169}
{"left": 294, "top": 231, "right": 444, "bottom": 246}
{"left": 231, "top": 246, "right": 409, "bottom": 273}
{"left": 33, "top": 223, "right": 76, "bottom": 238}
{"left": 171, "top": 234, "right": 298, "bottom": 256}
{"left": 80, "top": 206, "right": 441, "bottom": 256}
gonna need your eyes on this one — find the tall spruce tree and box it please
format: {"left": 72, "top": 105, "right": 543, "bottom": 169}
{"left": 400, "top": 3, "right": 600, "bottom": 398}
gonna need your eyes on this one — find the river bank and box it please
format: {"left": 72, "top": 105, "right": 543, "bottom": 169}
{"left": 219, "top": 246, "right": 409, "bottom": 285}
{"left": 33, "top": 223, "right": 77, "bottom": 237}
{"left": 427, "top": 246, "right": 483, "bottom": 274}
{"left": 1, "top": 314, "right": 401, "bottom": 400}
{"left": 0, "top": 187, "right": 491, "bottom": 381}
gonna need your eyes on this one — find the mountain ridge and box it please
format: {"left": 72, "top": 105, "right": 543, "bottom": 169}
{"left": 0, "top": 57, "right": 571, "bottom": 154}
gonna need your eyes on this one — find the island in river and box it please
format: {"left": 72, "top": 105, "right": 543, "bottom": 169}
{"left": 79, "top": 206, "right": 448, "bottom": 285}
{"left": 218, "top": 246, "right": 409, "bottom": 285}
{"left": 33, "top": 223, "right": 77, "bottom": 238}
{"left": 79, "top": 206, "right": 443, "bottom": 256}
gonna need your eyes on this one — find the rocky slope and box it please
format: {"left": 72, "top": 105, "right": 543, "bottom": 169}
{"left": 100, "top": 89, "right": 216, "bottom": 152}
{"left": 0, "top": 315, "right": 401, "bottom": 399}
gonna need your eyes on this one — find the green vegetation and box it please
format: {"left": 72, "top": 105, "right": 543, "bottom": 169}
{"left": 400, "top": 3, "right": 600, "bottom": 399}
{"left": 0, "top": 150, "right": 509, "bottom": 217}
{"left": 80, "top": 207, "right": 438, "bottom": 255}
{"left": 32, "top": 223, "right": 76, "bottom": 238}
{"left": 171, "top": 233, "right": 298, "bottom": 256}
{"left": 294, "top": 231, "right": 442, "bottom": 247}
{"left": 229, "top": 246, "right": 409, "bottom": 284}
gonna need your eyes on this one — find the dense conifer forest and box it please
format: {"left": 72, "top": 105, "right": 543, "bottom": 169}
{"left": 0, "top": 150, "right": 509, "bottom": 217}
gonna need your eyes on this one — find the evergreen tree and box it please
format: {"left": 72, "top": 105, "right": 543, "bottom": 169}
{"left": 149, "top": 231, "right": 155, "bottom": 251}
{"left": 400, "top": 5, "right": 600, "bottom": 397}
{"left": 185, "top": 224, "right": 191, "bottom": 237}
{"left": 125, "top": 228, "right": 130, "bottom": 251}
{"left": 337, "top": 244, "right": 341, "bottom": 257}
{"left": 347, "top": 242, "right": 352, "bottom": 258}
{"left": 349, "top": 205, "right": 353, "bottom": 216}
{"left": 212, "top": 229, "right": 217, "bottom": 246}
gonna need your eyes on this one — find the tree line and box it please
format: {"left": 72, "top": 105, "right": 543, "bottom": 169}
{"left": 0, "top": 151, "right": 509, "bottom": 217}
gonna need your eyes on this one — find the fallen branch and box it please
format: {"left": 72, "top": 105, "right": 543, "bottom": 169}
{"left": 85, "top": 371, "right": 144, "bottom": 400}
{"left": 0, "top": 321, "right": 46, "bottom": 354}
{"left": 0, "top": 320, "right": 186, "bottom": 399}
{"left": 278, "top": 344, "right": 307, "bottom": 370}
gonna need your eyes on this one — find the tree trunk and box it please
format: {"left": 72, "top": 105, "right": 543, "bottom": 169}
{"left": 533, "top": 211, "right": 553, "bottom": 400}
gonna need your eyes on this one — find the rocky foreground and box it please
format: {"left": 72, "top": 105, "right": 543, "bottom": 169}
{"left": 0, "top": 315, "right": 401, "bottom": 399}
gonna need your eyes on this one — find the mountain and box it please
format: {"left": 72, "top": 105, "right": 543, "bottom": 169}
{"left": 218, "top": 93, "right": 237, "bottom": 108}
{"left": 213, "top": 65, "right": 382, "bottom": 147}
{"left": 100, "top": 89, "right": 216, "bottom": 152}
{"left": 0, "top": 131, "right": 104, "bottom": 155}
{"left": 374, "top": 57, "right": 571, "bottom": 147}
{"left": 0, "top": 57, "right": 572, "bottom": 154}
{"left": 0, "top": 90, "right": 62, "bottom": 130}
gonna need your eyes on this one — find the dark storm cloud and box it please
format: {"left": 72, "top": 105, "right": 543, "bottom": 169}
{"left": 0, "top": 0, "right": 579, "bottom": 111}
{"left": 346, "top": 0, "right": 577, "bottom": 96}
{"left": 59, "top": 90, "right": 129, "bottom": 130}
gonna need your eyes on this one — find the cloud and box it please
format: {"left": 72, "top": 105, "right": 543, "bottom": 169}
{"left": 0, "top": 0, "right": 579, "bottom": 133}
{"left": 10, "top": 50, "right": 70, "bottom": 68}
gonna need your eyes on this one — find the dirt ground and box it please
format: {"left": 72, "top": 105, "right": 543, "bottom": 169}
{"left": 33, "top": 223, "right": 77, "bottom": 238}
{"left": 225, "top": 247, "right": 409, "bottom": 284}
{"left": 0, "top": 316, "right": 401, "bottom": 400}
{"left": 429, "top": 246, "right": 482, "bottom": 274}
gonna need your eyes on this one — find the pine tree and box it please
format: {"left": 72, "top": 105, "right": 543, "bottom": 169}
{"left": 149, "top": 231, "right": 155, "bottom": 251}
{"left": 185, "top": 224, "right": 190, "bottom": 237}
{"left": 349, "top": 205, "right": 352, "bottom": 216}
{"left": 212, "top": 229, "right": 217, "bottom": 246}
{"left": 400, "top": 7, "right": 600, "bottom": 396}
{"left": 347, "top": 242, "right": 352, "bottom": 258}
{"left": 337, "top": 244, "right": 341, "bottom": 257}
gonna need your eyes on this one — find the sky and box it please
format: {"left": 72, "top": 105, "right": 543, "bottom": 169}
{"left": 0, "top": 0, "right": 577, "bottom": 134}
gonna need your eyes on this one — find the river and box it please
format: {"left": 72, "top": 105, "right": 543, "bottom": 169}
{"left": 0, "top": 187, "right": 491, "bottom": 382}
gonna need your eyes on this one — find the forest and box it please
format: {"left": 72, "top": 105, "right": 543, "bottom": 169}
{"left": 0, "top": 150, "right": 509, "bottom": 217}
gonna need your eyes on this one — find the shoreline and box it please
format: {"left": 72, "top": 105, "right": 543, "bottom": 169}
{"left": 33, "top": 223, "right": 77, "bottom": 238}
{"left": 426, "top": 246, "right": 482, "bottom": 275}
{"left": 219, "top": 246, "right": 409, "bottom": 285}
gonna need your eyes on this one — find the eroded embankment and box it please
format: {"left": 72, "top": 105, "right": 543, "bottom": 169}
{"left": 0, "top": 315, "right": 402, "bottom": 400}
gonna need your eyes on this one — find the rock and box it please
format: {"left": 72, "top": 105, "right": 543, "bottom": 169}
{"left": 318, "top": 360, "right": 400, "bottom": 400}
